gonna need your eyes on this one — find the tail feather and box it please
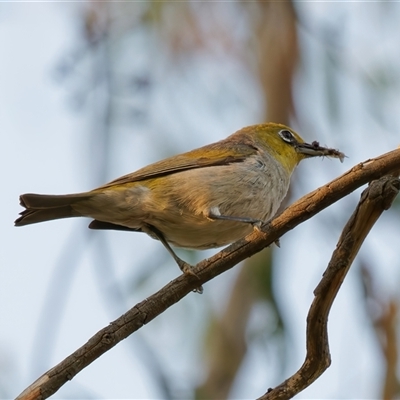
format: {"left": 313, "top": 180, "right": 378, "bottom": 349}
{"left": 15, "top": 193, "right": 91, "bottom": 226}
{"left": 15, "top": 206, "right": 77, "bottom": 226}
{"left": 19, "top": 193, "right": 90, "bottom": 209}
{"left": 89, "top": 219, "right": 140, "bottom": 232}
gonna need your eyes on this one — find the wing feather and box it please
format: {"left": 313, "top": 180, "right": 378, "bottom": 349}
{"left": 97, "top": 140, "right": 258, "bottom": 189}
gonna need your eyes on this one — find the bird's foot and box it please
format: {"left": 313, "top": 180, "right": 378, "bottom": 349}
{"left": 177, "top": 260, "right": 203, "bottom": 294}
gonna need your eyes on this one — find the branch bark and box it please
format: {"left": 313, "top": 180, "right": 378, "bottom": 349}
{"left": 259, "top": 175, "right": 400, "bottom": 400}
{"left": 16, "top": 148, "right": 400, "bottom": 400}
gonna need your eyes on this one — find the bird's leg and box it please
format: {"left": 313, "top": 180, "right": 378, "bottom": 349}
{"left": 207, "top": 208, "right": 263, "bottom": 229}
{"left": 145, "top": 224, "right": 203, "bottom": 294}
{"left": 207, "top": 208, "right": 280, "bottom": 246}
{"left": 145, "top": 224, "right": 192, "bottom": 273}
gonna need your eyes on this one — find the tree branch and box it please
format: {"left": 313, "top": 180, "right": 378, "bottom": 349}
{"left": 259, "top": 175, "right": 400, "bottom": 400}
{"left": 16, "top": 148, "right": 400, "bottom": 400}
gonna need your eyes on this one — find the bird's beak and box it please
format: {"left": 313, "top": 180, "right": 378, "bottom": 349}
{"left": 295, "top": 141, "right": 345, "bottom": 162}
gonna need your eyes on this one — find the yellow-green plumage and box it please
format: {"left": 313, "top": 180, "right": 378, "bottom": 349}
{"left": 15, "top": 123, "right": 344, "bottom": 256}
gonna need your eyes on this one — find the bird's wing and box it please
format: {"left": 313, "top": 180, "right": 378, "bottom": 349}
{"left": 97, "top": 140, "right": 258, "bottom": 189}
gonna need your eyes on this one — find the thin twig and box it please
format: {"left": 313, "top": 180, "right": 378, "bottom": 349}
{"left": 16, "top": 148, "right": 400, "bottom": 400}
{"left": 259, "top": 175, "right": 400, "bottom": 400}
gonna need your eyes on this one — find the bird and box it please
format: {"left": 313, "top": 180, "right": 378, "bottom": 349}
{"left": 15, "top": 123, "right": 344, "bottom": 273}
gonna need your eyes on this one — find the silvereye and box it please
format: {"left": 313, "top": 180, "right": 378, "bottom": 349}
{"left": 15, "top": 123, "right": 344, "bottom": 272}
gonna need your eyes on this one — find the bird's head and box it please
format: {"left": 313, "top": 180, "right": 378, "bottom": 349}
{"left": 249, "top": 123, "right": 345, "bottom": 174}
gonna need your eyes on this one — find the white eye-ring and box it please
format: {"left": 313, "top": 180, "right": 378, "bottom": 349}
{"left": 279, "top": 129, "right": 295, "bottom": 143}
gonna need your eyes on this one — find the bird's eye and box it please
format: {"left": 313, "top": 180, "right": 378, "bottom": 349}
{"left": 279, "top": 129, "right": 295, "bottom": 143}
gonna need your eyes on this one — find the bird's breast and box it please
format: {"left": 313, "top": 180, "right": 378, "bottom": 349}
{"left": 137, "top": 153, "right": 291, "bottom": 249}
